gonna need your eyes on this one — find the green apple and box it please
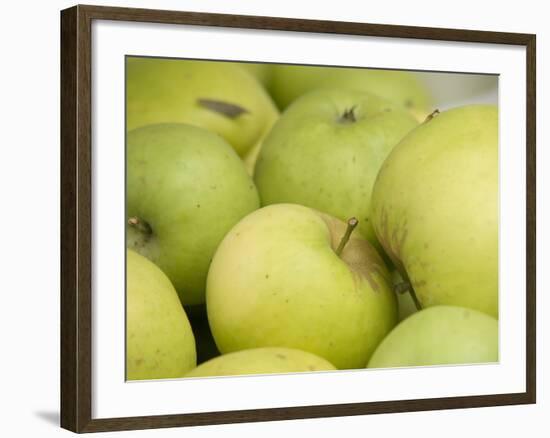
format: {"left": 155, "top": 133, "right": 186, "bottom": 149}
{"left": 126, "top": 124, "right": 260, "bottom": 306}
{"left": 126, "top": 57, "right": 279, "bottom": 157}
{"left": 269, "top": 65, "right": 432, "bottom": 121}
{"left": 126, "top": 249, "right": 196, "bottom": 380}
{"left": 206, "top": 203, "right": 397, "bottom": 369}
{"left": 254, "top": 89, "right": 418, "bottom": 247}
{"left": 367, "top": 305, "right": 498, "bottom": 368}
{"left": 371, "top": 105, "right": 498, "bottom": 317}
{"left": 232, "top": 62, "right": 272, "bottom": 87}
{"left": 185, "top": 347, "right": 335, "bottom": 378}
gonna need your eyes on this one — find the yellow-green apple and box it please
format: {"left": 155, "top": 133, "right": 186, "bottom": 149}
{"left": 368, "top": 305, "right": 498, "bottom": 368}
{"left": 126, "top": 249, "right": 196, "bottom": 380}
{"left": 254, "top": 89, "right": 418, "bottom": 248}
{"left": 232, "top": 62, "right": 272, "bottom": 87}
{"left": 269, "top": 65, "right": 432, "bottom": 121}
{"left": 126, "top": 57, "right": 279, "bottom": 157}
{"left": 185, "top": 347, "right": 335, "bottom": 378}
{"left": 371, "top": 105, "right": 498, "bottom": 317}
{"left": 206, "top": 204, "right": 397, "bottom": 369}
{"left": 126, "top": 124, "right": 260, "bottom": 306}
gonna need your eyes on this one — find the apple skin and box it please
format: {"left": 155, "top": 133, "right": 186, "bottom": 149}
{"left": 268, "top": 65, "right": 432, "bottom": 121}
{"left": 367, "top": 305, "right": 498, "bottom": 368}
{"left": 126, "top": 57, "right": 279, "bottom": 157}
{"left": 234, "top": 62, "right": 273, "bottom": 87}
{"left": 371, "top": 105, "right": 498, "bottom": 317}
{"left": 185, "top": 347, "right": 335, "bottom": 378}
{"left": 126, "top": 124, "right": 260, "bottom": 306}
{"left": 126, "top": 249, "right": 196, "bottom": 380}
{"left": 206, "top": 204, "right": 397, "bottom": 369}
{"left": 254, "top": 89, "right": 418, "bottom": 247}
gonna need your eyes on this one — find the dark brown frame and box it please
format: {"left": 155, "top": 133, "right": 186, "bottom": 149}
{"left": 60, "top": 4, "right": 536, "bottom": 433}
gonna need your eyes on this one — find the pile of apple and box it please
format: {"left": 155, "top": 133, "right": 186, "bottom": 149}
{"left": 125, "top": 58, "right": 498, "bottom": 381}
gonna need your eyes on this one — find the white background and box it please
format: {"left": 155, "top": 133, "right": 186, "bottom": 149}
{"left": 0, "top": 0, "right": 546, "bottom": 437}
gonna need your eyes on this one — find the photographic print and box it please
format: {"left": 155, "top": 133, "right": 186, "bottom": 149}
{"left": 125, "top": 57, "right": 499, "bottom": 380}
{"left": 60, "top": 5, "right": 535, "bottom": 432}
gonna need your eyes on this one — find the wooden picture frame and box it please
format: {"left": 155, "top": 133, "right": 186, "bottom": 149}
{"left": 60, "top": 4, "right": 536, "bottom": 433}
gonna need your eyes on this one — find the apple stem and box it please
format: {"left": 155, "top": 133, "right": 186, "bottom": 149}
{"left": 335, "top": 217, "right": 359, "bottom": 256}
{"left": 339, "top": 106, "right": 357, "bottom": 123}
{"left": 394, "top": 281, "right": 423, "bottom": 311}
{"left": 409, "top": 288, "right": 423, "bottom": 311}
{"left": 423, "top": 109, "right": 440, "bottom": 123}
{"left": 127, "top": 216, "right": 152, "bottom": 236}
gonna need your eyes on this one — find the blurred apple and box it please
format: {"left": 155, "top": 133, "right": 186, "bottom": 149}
{"left": 235, "top": 62, "right": 272, "bottom": 87}
{"left": 206, "top": 204, "right": 397, "bottom": 369}
{"left": 269, "top": 64, "right": 432, "bottom": 121}
{"left": 126, "top": 249, "right": 196, "bottom": 380}
{"left": 126, "top": 124, "right": 260, "bottom": 305}
{"left": 126, "top": 57, "right": 278, "bottom": 157}
{"left": 185, "top": 347, "right": 335, "bottom": 378}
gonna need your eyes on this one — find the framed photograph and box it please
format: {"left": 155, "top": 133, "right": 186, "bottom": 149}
{"left": 60, "top": 4, "right": 536, "bottom": 433}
